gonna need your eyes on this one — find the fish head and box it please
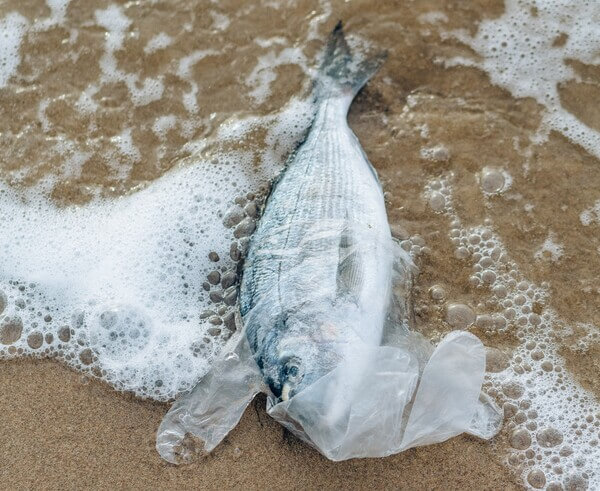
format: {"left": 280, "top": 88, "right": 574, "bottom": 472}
{"left": 270, "top": 316, "right": 349, "bottom": 402}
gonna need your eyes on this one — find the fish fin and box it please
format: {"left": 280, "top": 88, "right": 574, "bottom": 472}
{"left": 336, "top": 229, "right": 365, "bottom": 300}
{"left": 156, "top": 334, "right": 263, "bottom": 464}
{"left": 317, "top": 21, "right": 387, "bottom": 99}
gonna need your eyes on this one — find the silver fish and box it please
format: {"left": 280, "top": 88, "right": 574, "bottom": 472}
{"left": 240, "top": 22, "right": 406, "bottom": 402}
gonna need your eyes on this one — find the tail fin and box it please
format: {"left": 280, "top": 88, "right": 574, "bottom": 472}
{"left": 317, "top": 21, "right": 386, "bottom": 99}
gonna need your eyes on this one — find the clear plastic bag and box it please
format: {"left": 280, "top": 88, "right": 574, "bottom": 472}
{"left": 156, "top": 231, "right": 502, "bottom": 463}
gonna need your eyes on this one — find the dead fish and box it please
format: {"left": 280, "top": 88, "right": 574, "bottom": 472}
{"left": 239, "top": 21, "right": 407, "bottom": 402}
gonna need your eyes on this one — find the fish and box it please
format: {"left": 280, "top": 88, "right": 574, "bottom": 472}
{"left": 239, "top": 21, "right": 405, "bottom": 402}
{"left": 155, "top": 22, "right": 502, "bottom": 464}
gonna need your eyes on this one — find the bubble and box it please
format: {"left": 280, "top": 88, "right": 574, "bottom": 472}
{"left": 537, "top": 427, "right": 563, "bottom": 448}
{"left": 525, "top": 469, "right": 546, "bottom": 489}
{"left": 428, "top": 191, "right": 446, "bottom": 212}
{"left": 429, "top": 284, "right": 446, "bottom": 301}
{"left": 58, "top": 326, "right": 71, "bottom": 342}
{"left": 27, "top": 331, "right": 43, "bottom": 349}
{"left": 445, "top": 303, "right": 476, "bottom": 328}
{"left": 485, "top": 347, "right": 509, "bottom": 372}
{"left": 481, "top": 167, "right": 506, "bottom": 194}
{"left": 563, "top": 474, "right": 588, "bottom": 491}
{"left": 0, "top": 316, "right": 23, "bottom": 345}
{"left": 510, "top": 428, "right": 531, "bottom": 449}
{"left": 89, "top": 306, "right": 152, "bottom": 363}
{"left": 502, "top": 381, "right": 525, "bottom": 399}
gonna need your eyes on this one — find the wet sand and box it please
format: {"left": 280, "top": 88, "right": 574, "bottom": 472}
{"left": 1, "top": 359, "right": 518, "bottom": 490}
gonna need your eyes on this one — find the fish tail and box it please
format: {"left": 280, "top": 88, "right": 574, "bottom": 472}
{"left": 316, "top": 21, "right": 386, "bottom": 100}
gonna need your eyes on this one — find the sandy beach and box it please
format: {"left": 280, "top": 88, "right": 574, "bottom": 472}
{"left": 2, "top": 359, "right": 518, "bottom": 489}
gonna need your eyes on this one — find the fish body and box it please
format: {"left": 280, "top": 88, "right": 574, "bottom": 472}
{"left": 240, "top": 23, "right": 399, "bottom": 401}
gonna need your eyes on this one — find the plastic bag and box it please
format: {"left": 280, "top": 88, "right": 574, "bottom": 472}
{"left": 156, "top": 229, "right": 502, "bottom": 463}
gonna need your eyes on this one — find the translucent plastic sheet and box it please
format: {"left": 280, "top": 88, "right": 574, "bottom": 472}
{"left": 156, "top": 228, "right": 502, "bottom": 463}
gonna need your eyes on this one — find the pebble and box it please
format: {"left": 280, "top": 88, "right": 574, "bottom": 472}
{"left": 230, "top": 242, "right": 242, "bottom": 262}
{"left": 244, "top": 201, "right": 259, "bottom": 218}
{"left": 200, "top": 310, "right": 216, "bottom": 319}
{"left": 234, "top": 218, "right": 256, "bottom": 239}
{"left": 223, "top": 205, "right": 245, "bottom": 228}
{"left": 207, "top": 271, "right": 221, "bottom": 285}
{"left": 223, "top": 311, "right": 237, "bottom": 331}
{"left": 208, "top": 251, "right": 220, "bottom": 262}
{"left": 209, "top": 291, "right": 224, "bottom": 304}
{"left": 223, "top": 287, "right": 237, "bottom": 306}
{"left": 221, "top": 271, "right": 237, "bottom": 289}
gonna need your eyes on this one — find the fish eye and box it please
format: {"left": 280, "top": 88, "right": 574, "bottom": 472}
{"left": 283, "top": 358, "right": 302, "bottom": 382}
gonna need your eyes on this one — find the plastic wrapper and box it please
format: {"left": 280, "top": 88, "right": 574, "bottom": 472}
{"left": 156, "top": 221, "right": 502, "bottom": 463}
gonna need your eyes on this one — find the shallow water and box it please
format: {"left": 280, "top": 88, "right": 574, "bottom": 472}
{"left": 1, "top": 0, "right": 599, "bottom": 488}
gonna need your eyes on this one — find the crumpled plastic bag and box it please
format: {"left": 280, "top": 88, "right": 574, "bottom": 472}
{"left": 156, "top": 302, "right": 502, "bottom": 463}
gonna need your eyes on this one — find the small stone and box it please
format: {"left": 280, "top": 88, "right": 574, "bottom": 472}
{"left": 230, "top": 242, "right": 241, "bottom": 262}
{"left": 221, "top": 271, "right": 237, "bottom": 289}
{"left": 0, "top": 316, "right": 23, "bottom": 345}
{"left": 200, "top": 310, "right": 216, "bottom": 319}
{"left": 223, "top": 287, "right": 237, "bottom": 306}
{"left": 233, "top": 218, "right": 256, "bottom": 239}
{"left": 208, "top": 327, "right": 221, "bottom": 336}
{"left": 0, "top": 291, "right": 6, "bottom": 315}
{"left": 223, "top": 206, "right": 245, "bottom": 228}
{"left": 445, "top": 303, "right": 476, "bottom": 328}
{"left": 27, "top": 331, "right": 43, "bottom": 349}
{"left": 44, "top": 332, "right": 54, "bottom": 344}
{"left": 208, "top": 251, "right": 220, "bottom": 262}
{"left": 244, "top": 201, "right": 259, "bottom": 218}
{"left": 209, "top": 291, "right": 224, "bottom": 304}
{"left": 207, "top": 271, "right": 221, "bottom": 285}
{"left": 202, "top": 282, "right": 211, "bottom": 292}
{"left": 58, "top": 326, "right": 71, "bottom": 342}
{"left": 390, "top": 223, "right": 409, "bottom": 240}
{"left": 208, "top": 315, "right": 222, "bottom": 326}
{"left": 223, "top": 311, "right": 236, "bottom": 331}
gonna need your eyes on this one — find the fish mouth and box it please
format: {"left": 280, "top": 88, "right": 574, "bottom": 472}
{"left": 281, "top": 382, "right": 293, "bottom": 401}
